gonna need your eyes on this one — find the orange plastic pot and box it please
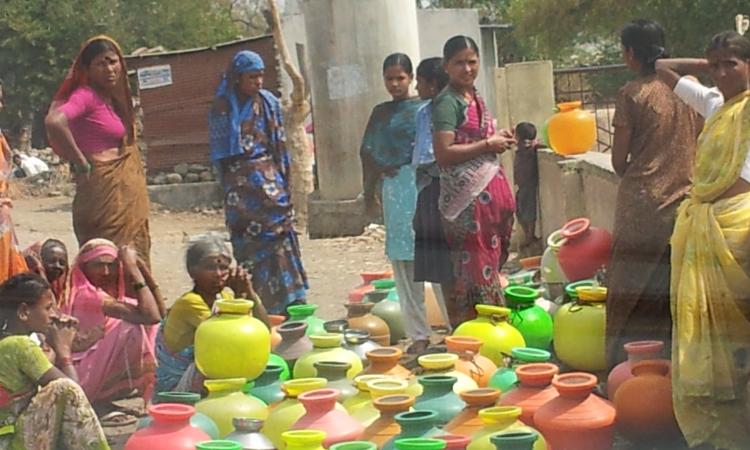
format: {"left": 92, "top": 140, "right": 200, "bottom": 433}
{"left": 445, "top": 336, "right": 497, "bottom": 387}
{"left": 363, "top": 347, "right": 413, "bottom": 379}
{"left": 547, "top": 101, "right": 596, "bottom": 156}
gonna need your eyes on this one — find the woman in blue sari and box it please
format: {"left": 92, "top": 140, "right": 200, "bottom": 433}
{"left": 209, "top": 50, "right": 308, "bottom": 315}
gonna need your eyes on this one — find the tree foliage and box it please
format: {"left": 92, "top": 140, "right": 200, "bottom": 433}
{"left": 507, "top": 0, "right": 749, "bottom": 65}
{"left": 0, "top": 0, "right": 244, "bottom": 137}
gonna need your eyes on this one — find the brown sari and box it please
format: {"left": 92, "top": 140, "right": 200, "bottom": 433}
{"left": 605, "top": 75, "right": 700, "bottom": 368}
{"left": 49, "top": 35, "right": 151, "bottom": 265}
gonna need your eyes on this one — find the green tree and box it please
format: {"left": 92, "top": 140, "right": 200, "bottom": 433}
{"left": 0, "top": 0, "right": 243, "bottom": 142}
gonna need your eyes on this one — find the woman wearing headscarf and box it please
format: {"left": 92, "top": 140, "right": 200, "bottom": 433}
{"left": 45, "top": 36, "right": 153, "bottom": 269}
{"left": 62, "top": 239, "right": 161, "bottom": 425}
{"left": 209, "top": 50, "right": 308, "bottom": 315}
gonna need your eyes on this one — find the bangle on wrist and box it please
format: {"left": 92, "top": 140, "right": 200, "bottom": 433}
{"left": 133, "top": 281, "right": 147, "bottom": 291}
{"left": 70, "top": 161, "right": 91, "bottom": 174}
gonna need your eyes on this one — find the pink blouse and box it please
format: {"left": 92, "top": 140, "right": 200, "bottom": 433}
{"left": 58, "top": 86, "right": 126, "bottom": 154}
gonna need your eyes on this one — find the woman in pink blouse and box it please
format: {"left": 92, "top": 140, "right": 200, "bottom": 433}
{"left": 45, "top": 36, "right": 155, "bottom": 272}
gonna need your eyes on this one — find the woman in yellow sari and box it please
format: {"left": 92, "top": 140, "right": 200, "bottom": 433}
{"left": 657, "top": 31, "right": 750, "bottom": 449}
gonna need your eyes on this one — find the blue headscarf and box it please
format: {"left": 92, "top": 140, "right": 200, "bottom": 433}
{"left": 209, "top": 50, "right": 281, "bottom": 163}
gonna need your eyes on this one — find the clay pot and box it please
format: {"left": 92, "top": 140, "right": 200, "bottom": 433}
{"left": 224, "top": 418, "right": 275, "bottom": 450}
{"left": 137, "top": 392, "right": 220, "bottom": 439}
{"left": 249, "top": 365, "right": 285, "bottom": 406}
{"left": 607, "top": 340, "right": 666, "bottom": 400}
{"left": 445, "top": 336, "right": 498, "bottom": 387}
{"left": 556, "top": 218, "right": 612, "bottom": 282}
{"left": 554, "top": 286, "right": 607, "bottom": 372}
{"left": 383, "top": 410, "right": 444, "bottom": 450}
{"left": 262, "top": 378, "right": 332, "bottom": 449}
{"left": 269, "top": 315, "right": 285, "bottom": 350}
{"left": 505, "top": 286, "right": 553, "bottom": 350}
{"left": 414, "top": 375, "right": 466, "bottom": 426}
{"left": 452, "top": 305, "right": 526, "bottom": 366}
{"left": 314, "top": 361, "right": 358, "bottom": 402}
{"left": 436, "top": 435, "right": 471, "bottom": 450}
{"left": 614, "top": 360, "right": 679, "bottom": 444}
{"left": 291, "top": 388, "right": 365, "bottom": 448}
{"left": 343, "top": 329, "right": 381, "bottom": 365}
{"left": 466, "top": 407, "right": 546, "bottom": 450}
{"left": 534, "top": 372, "right": 616, "bottom": 450}
{"left": 293, "top": 333, "right": 364, "bottom": 379}
{"left": 498, "top": 363, "right": 559, "bottom": 426}
{"left": 364, "top": 394, "right": 416, "bottom": 449}
{"left": 346, "top": 302, "right": 391, "bottom": 346}
{"left": 274, "top": 321, "right": 313, "bottom": 369}
{"left": 196, "top": 378, "right": 268, "bottom": 437}
{"left": 195, "top": 299, "right": 271, "bottom": 380}
{"left": 282, "top": 430, "right": 327, "bottom": 450}
{"left": 125, "top": 404, "right": 212, "bottom": 450}
{"left": 418, "top": 353, "right": 479, "bottom": 394}
{"left": 490, "top": 430, "right": 539, "bottom": 450}
{"left": 547, "top": 101, "right": 596, "bottom": 156}
{"left": 444, "top": 388, "right": 500, "bottom": 435}
{"left": 362, "top": 347, "right": 412, "bottom": 379}
{"left": 287, "top": 304, "right": 326, "bottom": 336}
{"left": 488, "top": 348, "right": 551, "bottom": 394}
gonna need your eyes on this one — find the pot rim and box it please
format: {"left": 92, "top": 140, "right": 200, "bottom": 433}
{"left": 459, "top": 388, "right": 501, "bottom": 406}
{"left": 623, "top": 340, "right": 664, "bottom": 355}
{"left": 418, "top": 353, "right": 458, "bottom": 370}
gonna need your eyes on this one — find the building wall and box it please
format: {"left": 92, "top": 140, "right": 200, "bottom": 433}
{"left": 126, "top": 36, "right": 280, "bottom": 174}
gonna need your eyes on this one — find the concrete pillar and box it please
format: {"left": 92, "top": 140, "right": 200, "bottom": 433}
{"left": 504, "top": 61, "right": 556, "bottom": 128}
{"left": 303, "top": 0, "right": 421, "bottom": 237}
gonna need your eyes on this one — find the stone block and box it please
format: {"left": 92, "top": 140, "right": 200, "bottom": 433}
{"left": 307, "top": 191, "right": 368, "bottom": 238}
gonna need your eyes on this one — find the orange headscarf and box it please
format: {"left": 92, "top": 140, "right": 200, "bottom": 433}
{"left": 49, "top": 35, "right": 136, "bottom": 152}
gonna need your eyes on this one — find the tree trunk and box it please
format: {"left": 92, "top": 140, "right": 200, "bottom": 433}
{"left": 267, "top": 0, "right": 314, "bottom": 230}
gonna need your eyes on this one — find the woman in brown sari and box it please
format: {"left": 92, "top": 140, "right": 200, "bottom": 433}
{"left": 45, "top": 36, "right": 152, "bottom": 268}
{"left": 605, "top": 20, "right": 700, "bottom": 368}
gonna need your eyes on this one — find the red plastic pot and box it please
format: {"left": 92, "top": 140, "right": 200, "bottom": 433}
{"left": 557, "top": 218, "right": 612, "bottom": 282}
{"left": 125, "top": 404, "right": 211, "bottom": 450}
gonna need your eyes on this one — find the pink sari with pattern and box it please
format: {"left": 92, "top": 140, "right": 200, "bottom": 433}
{"left": 60, "top": 240, "right": 157, "bottom": 403}
{"left": 439, "top": 89, "right": 515, "bottom": 311}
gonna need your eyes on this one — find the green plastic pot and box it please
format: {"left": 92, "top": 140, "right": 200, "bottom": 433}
{"left": 488, "top": 348, "right": 551, "bottom": 393}
{"left": 395, "top": 438, "right": 448, "bottom": 450}
{"left": 196, "top": 440, "right": 243, "bottom": 449}
{"left": 287, "top": 304, "right": 326, "bottom": 336}
{"left": 505, "top": 286, "right": 554, "bottom": 350}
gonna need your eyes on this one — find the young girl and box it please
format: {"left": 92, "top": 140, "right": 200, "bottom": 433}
{"left": 0, "top": 273, "right": 109, "bottom": 449}
{"left": 360, "top": 54, "right": 425, "bottom": 351}
{"left": 410, "top": 57, "right": 452, "bottom": 353}
{"left": 155, "top": 237, "right": 269, "bottom": 394}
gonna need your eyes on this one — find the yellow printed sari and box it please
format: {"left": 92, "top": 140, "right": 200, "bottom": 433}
{"left": 671, "top": 90, "right": 750, "bottom": 449}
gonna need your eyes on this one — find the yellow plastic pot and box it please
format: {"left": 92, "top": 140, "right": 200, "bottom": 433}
{"left": 553, "top": 286, "right": 607, "bottom": 371}
{"left": 195, "top": 299, "right": 271, "bottom": 380}
{"left": 344, "top": 376, "right": 409, "bottom": 427}
{"left": 293, "top": 333, "right": 364, "bottom": 379}
{"left": 417, "top": 353, "right": 478, "bottom": 394}
{"left": 453, "top": 305, "right": 526, "bottom": 366}
{"left": 466, "top": 406, "right": 547, "bottom": 450}
{"left": 195, "top": 378, "right": 268, "bottom": 437}
{"left": 282, "top": 430, "right": 327, "bottom": 450}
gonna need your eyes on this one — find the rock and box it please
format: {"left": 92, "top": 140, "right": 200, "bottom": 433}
{"left": 174, "top": 163, "right": 189, "bottom": 176}
{"left": 188, "top": 164, "right": 207, "bottom": 173}
{"left": 199, "top": 171, "right": 214, "bottom": 182}
{"left": 153, "top": 173, "right": 168, "bottom": 185}
{"left": 184, "top": 173, "right": 200, "bottom": 183}
{"left": 47, "top": 191, "right": 62, "bottom": 197}
{"left": 165, "top": 173, "right": 183, "bottom": 184}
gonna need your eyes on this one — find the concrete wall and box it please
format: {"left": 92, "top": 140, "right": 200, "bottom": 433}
{"left": 537, "top": 149, "right": 618, "bottom": 239}
{"left": 148, "top": 182, "right": 223, "bottom": 211}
